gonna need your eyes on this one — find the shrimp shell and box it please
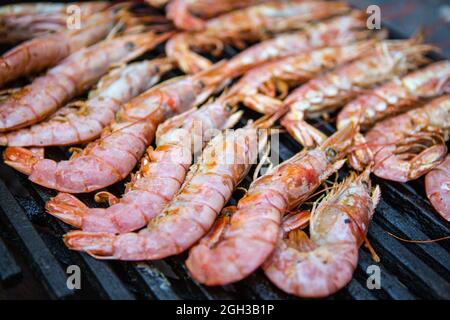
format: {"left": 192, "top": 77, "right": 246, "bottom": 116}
{"left": 166, "top": 0, "right": 351, "bottom": 74}
{"left": 337, "top": 61, "right": 450, "bottom": 131}
{"left": 62, "top": 111, "right": 282, "bottom": 260}
{"left": 281, "top": 39, "right": 433, "bottom": 147}
{"left": 0, "top": 31, "right": 172, "bottom": 132}
{"left": 4, "top": 63, "right": 229, "bottom": 193}
{"left": 45, "top": 98, "right": 242, "bottom": 233}
{"left": 0, "top": 9, "right": 117, "bottom": 87}
{"left": 262, "top": 170, "right": 380, "bottom": 298}
{"left": 186, "top": 124, "right": 357, "bottom": 286}
{"left": 366, "top": 94, "right": 450, "bottom": 182}
{"left": 0, "top": 58, "right": 173, "bottom": 147}
{"left": 425, "top": 154, "right": 450, "bottom": 221}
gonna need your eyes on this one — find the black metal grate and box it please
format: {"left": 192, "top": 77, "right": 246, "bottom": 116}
{"left": 0, "top": 3, "right": 449, "bottom": 300}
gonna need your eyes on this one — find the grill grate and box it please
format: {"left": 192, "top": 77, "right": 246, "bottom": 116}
{"left": 0, "top": 2, "right": 449, "bottom": 300}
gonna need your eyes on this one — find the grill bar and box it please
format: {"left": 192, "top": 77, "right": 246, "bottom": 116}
{"left": 0, "top": 235, "right": 21, "bottom": 284}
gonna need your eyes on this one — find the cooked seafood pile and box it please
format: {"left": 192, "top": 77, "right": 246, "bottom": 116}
{"left": 0, "top": 0, "right": 448, "bottom": 299}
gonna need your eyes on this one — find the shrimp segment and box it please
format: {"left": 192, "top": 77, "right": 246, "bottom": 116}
{"left": 4, "top": 63, "right": 229, "bottom": 193}
{"left": 0, "top": 58, "right": 173, "bottom": 147}
{"left": 63, "top": 111, "right": 282, "bottom": 259}
{"left": 46, "top": 97, "right": 242, "bottom": 233}
{"left": 337, "top": 61, "right": 450, "bottom": 131}
{"left": 364, "top": 95, "right": 450, "bottom": 182}
{"left": 0, "top": 9, "right": 117, "bottom": 87}
{"left": 425, "top": 154, "right": 450, "bottom": 221}
{"left": 281, "top": 39, "right": 433, "bottom": 147}
{"left": 0, "top": 31, "right": 172, "bottom": 132}
{"left": 226, "top": 40, "right": 374, "bottom": 115}
{"left": 166, "top": 0, "right": 351, "bottom": 74}
{"left": 186, "top": 124, "right": 357, "bottom": 286}
{"left": 262, "top": 170, "right": 380, "bottom": 298}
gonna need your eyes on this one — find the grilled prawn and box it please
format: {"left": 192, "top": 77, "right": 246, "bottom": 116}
{"left": 281, "top": 39, "right": 433, "bottom": 147}
{"left": 3, "top": 63, "right": 228, "bottom": 193}
{"left": 363, "top": 94, "right": 450, "bottom": 182}
{"left": 425, "top": 154, "right": 450, "bottom": 221}
{"left": 226, "top": 41, "right": 374, "bottom": 115}
{"left": 186, "top": 124, "right": 358, "bottom": 286}
{"left": 166, "top": 0, "right": 350, "bottom": 74}
{"left": 0, "top": 31, "right": 171, "bottom": 132}
{"left": 45, "top": 97, "right": 242, "bottom": 233}
{"left": 263, "top": 169, "right": 380, "bottom": 298}
{"left": 0, "top": 2, "right": 109, "bottom": 44}
{"left": 63, "top": 111, "right": 282, "bottom": 259}
{"left": 337, "top": 61, "right": 450, "bottom": 131}
{"left": 0, "top": 9, "right": 117, "bottom": 87}
{"left": 0, "top": 59, "right": 173, "bottom": 147}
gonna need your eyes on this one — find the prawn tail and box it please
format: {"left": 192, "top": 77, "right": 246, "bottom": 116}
{"left": 64, "top": 231, "right": 115, "bottom": 259}
{"left": 46, "top": 193, "right": 88, "bottom": 228}
{"left": 3, "top": 146, "right": 41, "bottom": 175}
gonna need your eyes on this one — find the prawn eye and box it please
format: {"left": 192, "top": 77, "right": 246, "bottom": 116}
{"left": 198, "top": 80, "right": 205, "bottom": 89}
{"left": 126, "top": 42, "right": 135, "bottom": 50}
{"left": 325, "top": 147, "right": 337, "bottom": 161}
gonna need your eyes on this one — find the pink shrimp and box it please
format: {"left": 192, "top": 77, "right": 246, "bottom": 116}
{"left": 62, "top": 111, "right": 283, "bottom": 260}
{"left": 262, "top": 169, "right": 380, "bottom": 298}
{"left": 0, "top": 2, "right": 110, "bottom": 44}
{"left": 364, "top": 94, "right": 450, "bottom": 182}
{"left": 337, "top": 61, "right": 450, "bottom": 131}
{"left": 0, "top": 31, "right": 172, "bottom": 132}
{"left": 45, "top": 97, "right": 242, "bottom": 233}
{"left": 165, "top": 0, "right": 351, "bottom": 74}
{"left": 165, "top": 0, "right": 267, "bottom": 31}
{"left": 425, "top": 154, "right": 450, "bottom": 221}
{"left": 0, "top": 58, "right": 173, "bottom": 147}
{"left": 281, "top": 38, "right": 433, "bottom": 147}
{"left": 186, "top": 124, "right": 357, "bottom": 286}
{"left": 3, "top": 62, "right": 229, "bottom": 193}
{"left": 0, "top": 9, "right": 117, "bottom": 87}
{"left": 226, "top": 40, "right": 374, "bottom": 115}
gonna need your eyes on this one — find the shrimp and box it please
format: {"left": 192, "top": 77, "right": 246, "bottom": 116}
{"left": 337, "top": 61, "right": 450, "bottom": 131}
{"left": 0, "top": 31, "right": 172, "bottom": 132}
{"left": 425, "top": 154, "right": 450, "bottom": 221}
{"left": 165, "top": 0, "right": 266, "bottom": 31}
{"left": 186, "top": 124, "right": 357, "bottom": 286}
{"left": 226, "top": 40, "right": 374, "bottom": 115}
{"left": 165, "top": 0, "right": 351, "bottom": 74}
{"left": 0, "top": 9, "right": 117, "bottom": 87}
{"left": 262, "top": 169, "right": 380, "bottom": 298}
{"left": 62, "top": 111, "right": 283, "bottom": 260}
{"left": 0, "top": 2, "right": 110, "bottom": 44}
{"left": 0, "top": 58, "right": 173, "bottom": 147}
{"left": 45, "top": 97, "right": 242, "bottom": 233}
{"left": 3, "top": 62, "right": 229, "bottom": 193}
{"left": 281, "top": 38, "right": 433, "bottom": 147}
{"left": 363, "top": 94, "right": 450, "bottom": 182}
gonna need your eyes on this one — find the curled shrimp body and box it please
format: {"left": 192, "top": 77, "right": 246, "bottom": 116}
{"left": 227, "top": 41, "right": 373, "bottom": 115}
{"left": 186, "top": 124, "right": 357, "bottom": 286}
{"left": 165, "top": 0, "right": 266, "bottom": 31}
{"left": 0, "top": 59, "right": 173, "bottom": 147}
{"left": 364, "top": 95, "right": 450, "bottom": 182}
{"left": 45, "top": 97, "right": 242, "bottom": 233}
{"left": 281, "top": 39, "right": 433, "bottom": 147}
{"left": 425, "top": 154, "right": 450, "bottom": 221}
{"left": 63, "top": 112, "right": 281, "bottom": 260}
{"left": 0, "top": 32, "right": 171, "bottom": 132}
{"left": 3, "top": 63, "right": 228, "bottom": 193}
{"left": 0, "top": 10, "right": 117, "bottom": 87}
{"left": 166, "top": 0, "right": 350, "bottom": 74}
{"left": 0, "top": 2, "right": 109, "bottom": 44}
{"left": 337, "top": 61, "right": 450, "bottom": 131}
{"left": 262, "top": 170, "right": 380, "bottom": 298}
